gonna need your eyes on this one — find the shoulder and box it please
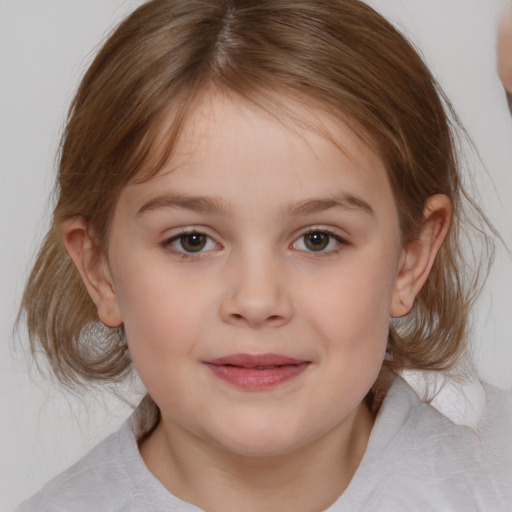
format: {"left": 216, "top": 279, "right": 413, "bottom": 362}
{"left": 14, "top": 397, "right": 161, "bottom": 512}
{"left": 475, "top": 382, "right": 512, "bottom": 472}
{"left": 355, "top": 377, "right": 512, "bottom": 511}
{"left": 391, "top": 376, "right": 512, "bottom": 468}
{"left": 480, "top": 380, "right": 512, "bottom": 423}
{"left": 15, "top": 429, "right": 137, "bottom": 512}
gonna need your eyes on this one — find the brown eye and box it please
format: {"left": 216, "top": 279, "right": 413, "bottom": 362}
{"left": 163, "top": 230, "right": 220, "bottom": 256}
{"left": 291, "top": 230, "right": 345, "bottom": 254}
{"left": 303, "top": 232, "right": 330, "bottom": 251}
{"left": 179, "top": 233, "right": 207, "bottom": 252}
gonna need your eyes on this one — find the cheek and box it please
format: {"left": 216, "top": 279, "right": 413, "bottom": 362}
{"left": 303, "top": 259, "right": 395, "bottom": 337}
{"left": 118, "top": 279, "right": 210, "bottom": 409}
{"left": 295, "top": 249, "right": 397, "bottom": 381}
{"left": 110, "top": 257, "right": 211, "bottom": 376}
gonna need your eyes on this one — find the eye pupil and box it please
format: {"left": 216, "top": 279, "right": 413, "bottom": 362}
{"left": 180, "top": 233, "right": 207, "bottom": 252}
{"left": 305, "top": 232, "right": 329, "bottom": 251}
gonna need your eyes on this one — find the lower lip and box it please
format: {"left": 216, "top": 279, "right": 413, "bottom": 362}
{"left": 204, "top": 362, "right": 310, "bottom": 390}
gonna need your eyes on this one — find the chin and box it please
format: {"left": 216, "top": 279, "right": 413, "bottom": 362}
{"left": 216, "top": 434, "right": 302, "bottom": 458}
{"left": 203, "top": 416, "right": 319, "bottom": 458}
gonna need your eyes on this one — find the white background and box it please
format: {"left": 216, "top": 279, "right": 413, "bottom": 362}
{"left": 1, "top": 1, "right": 511, "bottom": 509}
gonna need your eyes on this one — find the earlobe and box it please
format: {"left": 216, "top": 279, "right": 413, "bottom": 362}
{"left": 61, "top": 217, "right": 123, "bottom": 328}
{"left": 391, "top": 194, "right": 452, "bottom": 318}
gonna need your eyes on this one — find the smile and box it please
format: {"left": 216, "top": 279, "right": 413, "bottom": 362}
{"left": 203, "top": 353, "right": 311, "bottom": 390}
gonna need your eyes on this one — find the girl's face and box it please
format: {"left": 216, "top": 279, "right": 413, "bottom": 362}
{"left": 105, "top": 93, "right": 407, "bottom": 456}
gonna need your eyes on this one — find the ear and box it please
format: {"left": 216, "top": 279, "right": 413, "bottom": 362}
{"left": 61, "top": 217, "right": 123, "bottom": 328}
{"left": 391, "top": 194, "right": 452, "bottom": 318}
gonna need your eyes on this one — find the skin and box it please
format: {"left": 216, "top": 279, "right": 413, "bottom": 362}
{"left": 63, "top": 93, "right": 451, "bottom": 512}
{"left": 498, "top": 4, "right": 512, "bottom": 92}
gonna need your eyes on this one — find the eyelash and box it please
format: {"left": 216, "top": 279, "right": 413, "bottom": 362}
{"left": 161, "top": 230, "right": 221, "bottom": 259}
{"left": 291, "top": 229, "right": 346, "bottom": 255}
{"left": 160, "top": 228, "right": 348, "bottom": 258}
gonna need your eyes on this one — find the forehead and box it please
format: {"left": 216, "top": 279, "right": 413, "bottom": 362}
{"left": 121, "top": 92, "right": 396, "bottom": 222}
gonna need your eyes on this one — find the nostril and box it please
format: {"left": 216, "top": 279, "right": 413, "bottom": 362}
{"left": 228, "top": 312, "right": 286, "bottom": 326}
{"left": 220, "top": 291, "right": 294, "bottom": 328}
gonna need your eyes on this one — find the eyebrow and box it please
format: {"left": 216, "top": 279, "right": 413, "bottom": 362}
{"left": 136, "top": 192, "right": 374, "bottom": 217}
{"left": 285, "top": 194, "right": 374, "bottom": 217}
{"left": 137, "top": 194, "right": 234, "bottom": 217}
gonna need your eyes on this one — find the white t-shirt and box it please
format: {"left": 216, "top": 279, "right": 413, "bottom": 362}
{"left": 16, "top": 377, "right": 512, "bottom": 512}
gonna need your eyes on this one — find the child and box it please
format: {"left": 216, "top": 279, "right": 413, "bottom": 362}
{"left": 15, "top": 0, "right": 512, "bottom": 510}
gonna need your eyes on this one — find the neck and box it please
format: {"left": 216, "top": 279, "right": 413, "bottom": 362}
{"left": 140, "top": 402, "right": 374, "bottom": 512}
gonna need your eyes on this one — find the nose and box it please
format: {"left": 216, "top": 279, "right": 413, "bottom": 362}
{"left": 219, "top": 251, "right": 293, "bottom": 329}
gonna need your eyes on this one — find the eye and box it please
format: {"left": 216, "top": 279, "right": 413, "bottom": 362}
{"left": 163, "top": 231, "right": 220, "bottom": 254}
{"left": 292, "top": 230, "right": 344, "bottom": 253}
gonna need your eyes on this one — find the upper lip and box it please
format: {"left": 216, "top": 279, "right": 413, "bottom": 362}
{"left": 204, "top": 353, "right": 309, "bottom": 368}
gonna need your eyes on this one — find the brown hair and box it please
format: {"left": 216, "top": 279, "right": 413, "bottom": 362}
{"left": 20, "top": 0, "right": 494, "bottom": 401}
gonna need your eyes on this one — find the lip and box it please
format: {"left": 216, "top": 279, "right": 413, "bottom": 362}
{"left": 203, "top": 353, "right": 310, "bottom": 390}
